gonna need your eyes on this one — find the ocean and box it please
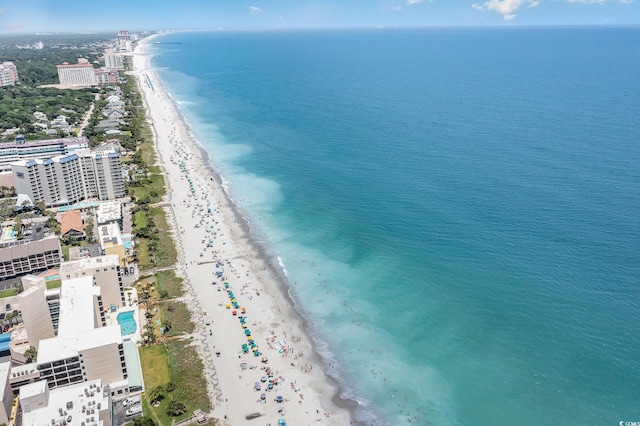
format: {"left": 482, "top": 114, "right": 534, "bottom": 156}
{"left": 149, "top": 27, "right": 640, "bottom": 425}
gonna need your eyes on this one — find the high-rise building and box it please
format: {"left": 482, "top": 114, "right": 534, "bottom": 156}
{"left": 0, "top": 136, "right": 89, "bottom": 174}
{"left": 11, "top": 148, "right": 125, "bottom": 207}
{"left": 59, "top": 255, "right": 126, "bottom": 310}
{"left": 117, "top": 30, "right": 132, "bottom": 51}
{"left": 56, "top": 59, "right": 96, "bottom": 87}
{"left": 0, "top": 62, "right": 18, "bottom": 87}
{"left": 104, "top": 49, "right": 124, "bottom": 70}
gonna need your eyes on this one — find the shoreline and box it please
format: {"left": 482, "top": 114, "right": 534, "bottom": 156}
{"left": 132, "top": 35, "right": 362, "bottom": 425}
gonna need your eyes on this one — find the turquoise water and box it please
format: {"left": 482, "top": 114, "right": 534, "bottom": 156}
{"left": 150, "top": 28, "right": 640, "bottom": 425}
{"left": 117, "top": 311, "right": 137, "bottom": 336}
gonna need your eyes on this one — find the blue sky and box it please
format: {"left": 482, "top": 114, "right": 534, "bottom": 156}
{"left": 0, "top": 0, "right": 638, "bottom": 32}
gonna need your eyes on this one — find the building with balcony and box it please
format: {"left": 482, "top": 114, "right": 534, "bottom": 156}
{"left": 11, "top": 147, "right": 125, "bottom": 207}
{"left": 20, "top": 378, "right": 113, "bottom": 426}
{"left": 0, "top": 61, "right": 18, "bottom": 87}
{"left": 0, "top": 136, "right": 89, "bottom": 174}
{"left": 0, "top": 236, "right": 62, "bottom": 280}
{"left": 56, "top": 59, "right": 97, "bottom": 87}
{"left": 59, "top": 255, "right": 125, "bottom": 311}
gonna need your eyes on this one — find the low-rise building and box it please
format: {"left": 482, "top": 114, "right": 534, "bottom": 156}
{"left": 60, "top": 210, "right": 85, "bottom": 240}
{"left": 95, "top": 201, "right": 122, "bottom": 230}
{"left": 0, "top": 236, "right": 62, "bottom": 280}
{"left": 20, "top": 378, "right": 113, "bottom": 426}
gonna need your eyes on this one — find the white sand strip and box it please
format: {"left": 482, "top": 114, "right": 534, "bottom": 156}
{"left": 132, "top": 36, "right": 356, "bottom": 426}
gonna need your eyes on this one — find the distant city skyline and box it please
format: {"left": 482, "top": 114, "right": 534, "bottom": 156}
{"left": 0, "top": 0, "right": 638, "bottom": 33}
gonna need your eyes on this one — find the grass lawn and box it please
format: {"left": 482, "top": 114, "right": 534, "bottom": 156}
{"left": 139, "top": 345, "right": 170, "bottom": 390}
{"left": 0, "top": 288, "right": 16, "bottom": 298}
{"left": 134, "top": 210, "right": 148, "bottom": 229}
{"left": 140, "top": 142, "right": 157, "bottom": 166}
{"left": 156, "top": 270, "right": 184, "bottom": 298}
{"left": 137, "top": 238, "right": 150, "bottom": 269}
{"left": 61, "top": 244, "right": 70, "bottom": 261}
{"left": 149, "top": 208, "right": 176, "bottom": 268}
{"left": 46, "top": 279, "right": 62, "bottom": 290}
{"left": 140, "top": 340, "right": 210, "bottom": 425}
{"left": 161, "top": 301, "right": 194, "bottom": 337}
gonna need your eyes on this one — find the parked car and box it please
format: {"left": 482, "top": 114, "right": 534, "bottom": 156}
{"left": 125, "top": 405, "right": 142, "bottom": 417}
{"left": 4, "top": 304, "right": 9, "bottom": 312}
{"left": 123, "top": 395, "right": 140, "bottom": 407}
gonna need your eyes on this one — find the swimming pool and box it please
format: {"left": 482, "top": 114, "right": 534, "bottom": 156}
{"left": 117, "top": 311, "right": 137, "bottom": 336}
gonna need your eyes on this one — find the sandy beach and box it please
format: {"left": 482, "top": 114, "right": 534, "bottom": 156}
{"left": 132, "top": 36, "right": 357, "bottom": 425}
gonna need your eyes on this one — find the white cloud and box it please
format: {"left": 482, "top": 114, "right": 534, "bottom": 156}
{"left": 392, "top": 6, "right": 403, "bottom": 11}
{"left": 471, "top": 0, "right": 538, "bottom": 19}
{"left": 249, "top": 6, "right": 264, "bottom": 15}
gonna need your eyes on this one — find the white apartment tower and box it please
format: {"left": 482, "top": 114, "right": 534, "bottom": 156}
{"left": 11, "top": 148, "right": 125, "bottom": 207}
{"left": 18, "top": 282, "right": 56, "bottom": 348}
{"left": 0, "top": 61, "right": 18, "bottom": 86}
{"left": 118, "top": 30, "right": 132, "bottom": 51}
{"left": 104, "top": 49, "right": 124, "bottom": 70}
{"left": 56, "top": 59, "right": 96, "bottom": 87}
{"left": 59, "top": 255, "right": 126, "bottom": 310}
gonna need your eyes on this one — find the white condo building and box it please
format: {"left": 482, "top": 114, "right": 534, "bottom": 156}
{"left": 103, "top": 50, "right": 124, "bottom": 70}
{"left": 20, "top": 379, "right": 113, "bottom": 426}
{"left": 0, "top": 136, "right": 88, "bottom": 174}
{"left": 59, "top": 255, "right": 126, "bottom": 311}
{"left": 56, "top": 59, "right": 97, "bottom": 87}
{"left": 0, "top": 61, "right": 18, "bottom": 87}
{"left": 35, "top": 276, "right": 128, "bottom": 392}
{"left": 11, "top": 148, "right": 125, "bottom": 207}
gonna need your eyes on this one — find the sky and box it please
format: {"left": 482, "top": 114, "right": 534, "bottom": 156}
{"left": 0, "top": 0, "right": 638, "bottom": 32}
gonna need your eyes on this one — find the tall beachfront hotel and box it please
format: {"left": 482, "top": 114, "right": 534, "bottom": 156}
{"left": 0, "top": 62, "right": 18, "bottom": 87}
{"left": 56, "top": 59, "right": 97, "bottom": 87}
{"left": 11, "top": 147, "right": 126, "bottom": 207}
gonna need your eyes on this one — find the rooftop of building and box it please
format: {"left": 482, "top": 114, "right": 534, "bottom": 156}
{"left": 59, "top": 254, "right": 120, "bottom": 274}
{"left": 60, "top": 210, "right": 84, "bottom": 236}
{"left": 21, "top": 378, "right": 109, "bottom": 425}
{"left": 37, "top": 325, "right": 122, "bottom": 364}
{"left": 0, "top": 136, "right": 88, "bottom": 149}
{"left": 98, "top": 223, "right": 123, "bottom": 249}
{"left": 95, "top": 201, "right": 122, "bottom": 224}
{"left": 58, "top": 276, "right": 100, "bottom": 337}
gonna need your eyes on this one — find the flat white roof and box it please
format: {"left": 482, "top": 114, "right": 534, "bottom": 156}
{"left": 95, "top": 201, "right": 122, "bottom": 224}
{"left": 58, "top": 276, "right": 100, "bottom": 337}
{"left": 98, "top": 223, "right": 123, "bottom": 248}
{"left": 59, "top": 254, "right": 119, "bottom": 274}
{"left": 19, "top": 378, "right": 47, "bottom": 400}
{"left": 22, "top": 379, "right": 109, "bottom": 426}
{"left": 37, "top": 325, "right": 122, "bottom": 364}
{"left": 77, "top": 325, "right": 122, "bottom": 352}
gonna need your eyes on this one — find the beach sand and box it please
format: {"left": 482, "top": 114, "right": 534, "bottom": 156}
{"left": 132, "top": 36, "right": 357, "bottom": 426}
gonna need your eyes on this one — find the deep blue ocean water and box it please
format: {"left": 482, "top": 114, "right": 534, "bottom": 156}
{"left": 150, "top": 28, "right": 640, "bottom": 425}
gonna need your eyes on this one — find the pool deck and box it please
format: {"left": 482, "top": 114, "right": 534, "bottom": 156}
{"left": 105, "top": 287, "right": 142, "bottom": 345}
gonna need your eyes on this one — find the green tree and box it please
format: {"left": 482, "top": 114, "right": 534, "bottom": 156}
{"left": 160, "top": 319, "right": 172, "bottom": 333}
{"left": 131, "top": 417, "right": 157, "bottom": 426}
{"left": 147, "top": 385, "right": 164, "bottom": 403}
{"left": 165, "top": 401, "right": 186, "bottom": 417}
{"left": 24, "top": 346, "right": 37, "bottom": 363}
{"left": 14, "top": 216, "right": 23, "bottom": 240}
